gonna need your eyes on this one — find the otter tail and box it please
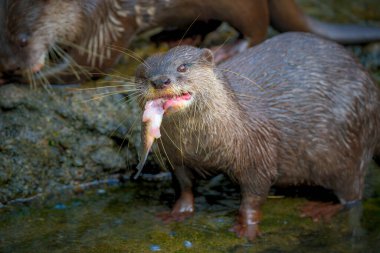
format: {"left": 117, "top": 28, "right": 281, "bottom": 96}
{"left": 268, "top": 0, "right": 380, "bottom": 44}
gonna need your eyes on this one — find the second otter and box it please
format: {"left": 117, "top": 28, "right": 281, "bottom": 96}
{"left": 1, "top": 0, "right": 380, "bottom": 84}
{"left": 134, "top": 32, "right": 380, "bottom": 240}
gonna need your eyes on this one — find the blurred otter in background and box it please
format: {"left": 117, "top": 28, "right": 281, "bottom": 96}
{"left": 0, "top": 0, "right": 380, "bottom": 85}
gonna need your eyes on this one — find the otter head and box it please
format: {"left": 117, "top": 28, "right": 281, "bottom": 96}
{"left": 0, "top": 0, "right": 130, "bottom": 84}
{"left": 0, "top": 0, "right": 85, "bottom": 76}
{"left": 135, "top": 46, "right": 216, "bottom": 116}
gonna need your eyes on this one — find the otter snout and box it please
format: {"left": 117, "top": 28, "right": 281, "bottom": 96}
{"left": 150, "top": 75, "right": 172, "bottom": 89}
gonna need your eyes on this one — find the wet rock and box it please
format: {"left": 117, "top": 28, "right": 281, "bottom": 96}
{"left": 0, "top": 84, "right": 141, "bottom": 204}
{"left": 53, "top": 203, "right": 67, "bottom": 210}
{"left": 183, "top": 240, "right": 193, "bottom": 248}
{"left": 97, "top": 189, "right": 106, "bottom": 195}
{"left": 150, "top": 244, "right": 161, "bottom": 251}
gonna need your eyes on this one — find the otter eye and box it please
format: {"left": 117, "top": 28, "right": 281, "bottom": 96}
{"left": 177, "top": 64, "right": 187, "bottom": 73}
{"left": 17, "top": 33, "right": 29, "bottom": 48}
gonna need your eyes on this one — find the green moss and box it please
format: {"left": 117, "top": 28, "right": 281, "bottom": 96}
{"left": 1, "top": 169, "right": 380, "bottom": 253}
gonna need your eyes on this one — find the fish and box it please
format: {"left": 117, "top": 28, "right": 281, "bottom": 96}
{"left": 134, "top": 99, "right": 165, "bottom": 179}
{"left": 134, "top": 93, "right": 193, "bottom": 179}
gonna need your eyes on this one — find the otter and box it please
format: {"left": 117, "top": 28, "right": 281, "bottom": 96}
{"left": 134, "top": 32, "right": 380, "bottom": 240}
{"left": 1, "top": 0, "right": 380, "bottom": 84}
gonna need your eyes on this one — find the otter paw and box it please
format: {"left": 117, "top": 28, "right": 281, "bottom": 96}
{"left": 300, "top": 201, "right": 343, "bottom": 222}
{"left": 229, "top": 222, "right": 261, "bottom": 241}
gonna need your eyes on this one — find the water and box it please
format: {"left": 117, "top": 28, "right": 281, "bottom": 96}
{"left": 1, "top": 163, "right": 379, "bottom": 252}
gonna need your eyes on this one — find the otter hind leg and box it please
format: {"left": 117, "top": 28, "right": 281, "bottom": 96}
{"left": 301, "top": 154, "right": 367, "bottom": 226}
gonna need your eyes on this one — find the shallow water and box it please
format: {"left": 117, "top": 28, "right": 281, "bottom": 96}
{"left": 1, "top": 163, "right": 380, "bottom": 253}
{"left": 1, "top": 0, "right": 380, "bottom": 252}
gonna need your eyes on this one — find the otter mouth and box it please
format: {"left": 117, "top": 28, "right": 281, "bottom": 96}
{"left": 34, "top": 57, "right": 70, "bottom": 79}
{"left": 6, "top": 50, "right": 71, "bottom": 83}
{"left": 28, "top": 47, "right": 71, "bottom": 81}
{"left": 33, "top": 49, "right": 71, "bottom": 78}
{"left": 146, "top": 91, "right": 193, "bottom": 114}
{"left": 160, "top": 92, "right": 193, "bottom": 112}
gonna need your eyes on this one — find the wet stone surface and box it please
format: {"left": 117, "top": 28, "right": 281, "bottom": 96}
{"left": 0, "top": 84, "right": 142, "bottom": 204}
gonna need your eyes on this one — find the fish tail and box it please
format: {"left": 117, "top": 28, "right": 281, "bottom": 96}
{"left": 134, "top": 152, "right": 149, "bottom": 179}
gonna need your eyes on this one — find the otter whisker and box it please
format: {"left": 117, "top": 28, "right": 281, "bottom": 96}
{"left": 98, "top": 88, "right": 140, "bottom": 98}
{"left": 95, "top": 88, "right": 140, "bottom": 97}
{"left": 96, "top": 79, "right": 138, "bottom": 85}
{"left": 158, "top": 138, "right": 176, "bottom": 171}
{"left": 37, "top": 71, "right": 55, "bottom": 97}
{"left": 91, "top": 72, "right": 134, "bottom": 82}
{"left": 105, "top": 47, "right": 147, "bottom": 69}
{"left": 60, "top": 40, "right": 105, "bottom": 61}
{"left": 224, "top": 90, "right": 257, "bottom": 100}
{"left": 106, "top": 45, "right": 149, "bottom": 69}
{"left": 177, "top": 118, "right": 185, "bottom": 167}
{"left": 152, "top": 144, "right": 167, "bottom": 172}
{"left": 176, "top": 14, "right": 200, "bottom": 48}
{"left": 57, "top": 41, "right": 105, "bottom": 80}
{"left": 109, "top": 90, "right": 136, "bottom": 105}
{"left": 53, "top": 45, "right": 92, "bottom": 80}
{"left": 30, "top": 71, "right": 37, "bottom": 90}
{"left": 127, "top": 91, "right": 145, "bottom": 101}
{"left": 51, "top": 46, "right": 82, "bottom": 80}
{"left": 80, "top": 90, "right": 133, "bottom": 103}
{"left": 72, "top": 81, "right": 139, "bottom": 91}
{"left": 46, "top": 46, "right": 90, "bottom": 83}
{"left": 211, "top": 35, "right": 235, "bottom": 56}
{"left": 119, "top": 112, "right": 141, "bottom": 171}
{"left": 25, "top": 71, "right": 32, "bottom": 88}
{"left": 26, "top": 70, "right": 35, "bottom": 90}
{"left": 70, "top": 84, "right": 138, "bottom": 93}
{"left": 123, "top": 97, "right": 146, "bottom": 171}
{"left": 110, "top": 88, "right": 141, "bottom": 161}
{"left": 111, "top": 69, "right": 139, "bottom": 82}
{"left": 189, "top": 98, "right": 200, "bottom": 154}
{"left": 215, "top": 67, "right": 263, "bottom": 90}
{"left": 118, "top": 92, "right": 144, "bottom": 106}
{"left": 161, "top": 127, "right": 183, "bottom": 154}
{"left": 114, "top": 109, "right": 140, "bottom": 154}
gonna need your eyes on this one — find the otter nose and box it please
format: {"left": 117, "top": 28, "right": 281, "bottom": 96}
{"left": 150, "top": 76, "right": 171, "bottom": 89}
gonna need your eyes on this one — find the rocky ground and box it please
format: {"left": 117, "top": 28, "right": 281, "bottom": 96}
{"left": 0, "top": 84, "right": 143, "bottom": 204}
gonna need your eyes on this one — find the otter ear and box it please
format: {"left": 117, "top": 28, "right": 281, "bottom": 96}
{"left": 200, "top": 48, "right": 214, "bottom": 65}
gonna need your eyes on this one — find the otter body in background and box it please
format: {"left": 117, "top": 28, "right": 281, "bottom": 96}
{"left": 135, "top": 32, "right": 380, "bottom": 240}
{"left": 1, "top": 0, "right": 380, "bottom": 84}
